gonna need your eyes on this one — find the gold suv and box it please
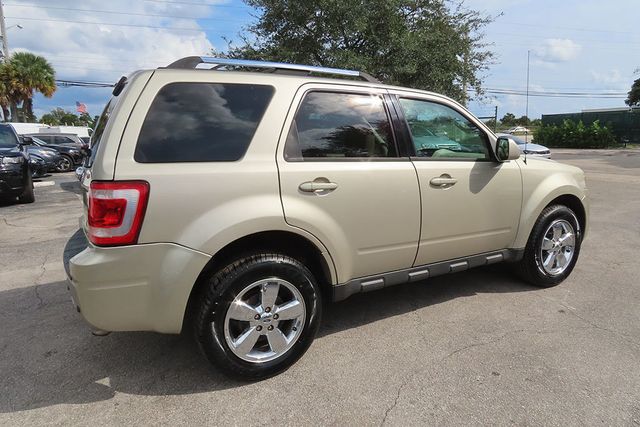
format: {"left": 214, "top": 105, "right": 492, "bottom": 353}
{"left": 64, "top": 57, "right": 588, "bottom": 379}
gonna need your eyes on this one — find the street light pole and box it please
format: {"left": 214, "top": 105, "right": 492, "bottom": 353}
{"left": 0, "top": 1, "right": 8, "bottom": 61}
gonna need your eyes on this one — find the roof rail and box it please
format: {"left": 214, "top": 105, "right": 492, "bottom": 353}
{"left": 165, "top": 56, "right": 381, "bottom": 84}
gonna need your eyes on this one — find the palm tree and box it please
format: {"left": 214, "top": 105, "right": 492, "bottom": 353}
{"left": 0, "top": 62, "right": 14, "bottom": 121}
{"left": 0, "top": 52, "right": 56, "bottom": 122}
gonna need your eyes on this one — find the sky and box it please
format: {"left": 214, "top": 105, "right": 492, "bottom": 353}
{"left": 4, "top": 0, "right": 639, "bottom": 121}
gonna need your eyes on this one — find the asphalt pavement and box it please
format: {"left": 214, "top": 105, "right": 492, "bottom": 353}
{"left": 1, "top": 151, "right": 639, "bottom": 425}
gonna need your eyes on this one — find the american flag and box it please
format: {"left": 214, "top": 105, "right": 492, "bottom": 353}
{"left": 76, "top": 101, "right": 87, "bottom": 114}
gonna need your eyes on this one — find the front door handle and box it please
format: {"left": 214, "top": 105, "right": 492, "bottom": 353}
{"left": 429, "top": 174, "right": 457, "bottom": 187}
{"left": 299, "top": 179, "right": 338, "bottom": 193}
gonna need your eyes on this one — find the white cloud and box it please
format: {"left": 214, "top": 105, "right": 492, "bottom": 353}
{"left": 533, "top": 38, "right": 582, "bottom": 63}
{"left": 5, "top": 0, "right": 217, "bottom": 82}
{"left": 590, "top": 69, "right": 625, "bottom": 86}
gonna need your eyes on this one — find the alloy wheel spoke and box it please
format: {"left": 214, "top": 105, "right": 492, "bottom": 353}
{"left": 275, "top": 300, "right": 304, "bottom": 320}
{"left": 543, "top": 251, "right": 556, "bottom": 269}
{"left": 227, "top": 301, "right": 259, "bottom": 322}
{"left": 552, "top": 224, "right": 563, "bottom": 240}
{"left": 559, "top": 233, "right": 575, "bottom": 248}
{"left": 266, "top": 328, "right": 288, "bottom": 353}
{"left": 261, "top": 282, "right": 280, "bottom": 310}
{"left": 233, "top": 326, "right": 261, "bottom": 356}
{"left": 556, "top": 252, "right": 567, "bottom": 268}
{"left": 541, "top": 237, "right": 554, "bottom": 251}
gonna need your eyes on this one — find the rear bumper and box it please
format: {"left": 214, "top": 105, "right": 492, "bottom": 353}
{"left": 64, "top": 229, "right": 211, "bottom": 333}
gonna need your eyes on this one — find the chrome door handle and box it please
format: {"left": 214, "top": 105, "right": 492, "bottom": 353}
{"left": 429, "top": 175, "right": 457, "bottom": 187}
{"left": 299, "top": 180, "right": 338, "bottom": 193}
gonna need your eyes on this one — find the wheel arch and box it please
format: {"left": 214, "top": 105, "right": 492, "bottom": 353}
{"left": 182, "top": 230, "right": 335, "bottom": 332}
{"left": 514, "top": 189, "right": 588, "bottom": 249}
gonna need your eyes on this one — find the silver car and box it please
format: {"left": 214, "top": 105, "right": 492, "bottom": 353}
{"left": 497, "top": 133, "right": 551, "bottom": 159}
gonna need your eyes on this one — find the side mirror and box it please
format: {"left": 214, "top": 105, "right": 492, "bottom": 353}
{"left": 495, "top": 136, "right": 521, "bottom": 162}
{"left": 20, "top": 136, "right": 33, "bottom": 145}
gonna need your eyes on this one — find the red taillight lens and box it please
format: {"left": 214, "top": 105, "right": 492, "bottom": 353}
{"left": 87, "top": 181, "right": 149, "bottom": 246}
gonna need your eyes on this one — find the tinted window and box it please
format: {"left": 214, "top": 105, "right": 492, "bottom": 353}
{"left": 34, "top": 135, "right": 53, "bottom": 144}
{"left": 55, "top": 136, "right": 75, "bottom": 145}
{"left": 0, "top": 125, "right": 18, "bottom": 148}
{"left": 285, "top": 91, "right": 396, "bottom": 160}
{"left": 399, "top": 98, "right": 489, "bottom": 160}
{"left": 135, "top": 83, "right": 274, "bottom": 163}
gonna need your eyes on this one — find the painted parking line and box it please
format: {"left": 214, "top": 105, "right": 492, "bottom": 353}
{"left": 34, "top": 181, "right": 55, "bottom": 187}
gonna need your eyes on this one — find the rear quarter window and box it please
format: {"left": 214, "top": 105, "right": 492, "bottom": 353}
{"left": 134, "top": 82, "right": 274, "bottom": 163}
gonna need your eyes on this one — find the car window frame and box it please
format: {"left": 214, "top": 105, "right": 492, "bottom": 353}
{"left": 133, "top": 81, "right": 276, "bottom": 164}
{"left": 390, "top": 94, "right": 498, "bottom": 162}
{"left": 283, "top": 88, "right": 404, "bottom": 162}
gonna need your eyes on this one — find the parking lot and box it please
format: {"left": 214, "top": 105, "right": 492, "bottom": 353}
{"left": 1, "top": 150, "right": 639, "bottom": 425}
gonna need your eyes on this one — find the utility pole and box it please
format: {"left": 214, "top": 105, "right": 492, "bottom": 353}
{"left": 0, "top": 1, "right": 8, "bottom": 61}
{"left": 494, "top": 105, "right": 498, "bottom": 132}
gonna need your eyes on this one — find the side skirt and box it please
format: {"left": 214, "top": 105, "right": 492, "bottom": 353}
{"left": 332, "top": 248, "right": 525, "bottom": 302}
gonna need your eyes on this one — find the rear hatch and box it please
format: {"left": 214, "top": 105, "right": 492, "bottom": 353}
{"left": 80, "top": 71, "right": 154, "bottom": 234}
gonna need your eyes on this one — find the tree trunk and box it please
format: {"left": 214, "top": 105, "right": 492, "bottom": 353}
{"left": 0, "top": 103, "right": 9, "bottom": 122}
{"left": 9, "top": 102, "right": 19, "bottom": 122}
{"left": 23, "top": 98, "right": 34, "bottom": 122}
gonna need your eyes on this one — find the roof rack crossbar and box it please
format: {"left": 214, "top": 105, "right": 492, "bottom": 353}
{"left": 165, "top": 56, "right": 381, "bottom": 84}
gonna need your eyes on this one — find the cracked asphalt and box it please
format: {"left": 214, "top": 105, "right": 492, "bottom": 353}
{"left": 1, "top": 150, "right": 640, "bottom": 425}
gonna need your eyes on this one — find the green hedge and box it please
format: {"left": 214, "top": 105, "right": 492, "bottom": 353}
{"left": 534, "top": 120, "right": 618, "bottom": 148}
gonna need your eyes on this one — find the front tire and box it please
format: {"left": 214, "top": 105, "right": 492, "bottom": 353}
{"left": 17, "top": 172, "right": 35, "bottom": 204}
{"left": 56, "top": 155, "right": 73, "bottom": 172}
{"left": 193, "top": 254, "right": 322, "bottom": 380}
{"left": 515, "top": 204, "right": 582, "bottom": 287}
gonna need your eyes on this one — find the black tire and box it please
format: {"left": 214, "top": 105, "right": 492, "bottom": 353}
{"left": 56, "top": 155, "right": 74, "bottom": 172}
{"left": 17, "top": 172, "right": 35, "bottom": 204}
{"left": 193, "top": 254, "right": 322, "bottom": 380}
{"left": 515, "top": 204, "right": 582, "bottom": 287}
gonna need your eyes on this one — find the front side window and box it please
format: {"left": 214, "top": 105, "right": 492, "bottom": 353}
{"left": 285, "top": 91, "right": 397, "bottom": 160}
{"left": 398, "top": 98, "right": 489, "bottom": 160}
{"left": 135, "top": 82, "right": 274, "bottom": 163}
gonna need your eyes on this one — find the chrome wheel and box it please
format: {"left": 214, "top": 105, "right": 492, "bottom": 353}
{"left": 223, "top": 278, "right": 306, "bottom": 363}
{"left": 539, "top": 219, "right": 576, "bottom": 276}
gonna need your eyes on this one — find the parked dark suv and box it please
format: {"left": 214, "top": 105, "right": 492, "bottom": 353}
{"left": 25, "top": 133, "right": 86, "bottom": 172}
{"left": 0, "top": 125, "right": 34, "bottom": 204}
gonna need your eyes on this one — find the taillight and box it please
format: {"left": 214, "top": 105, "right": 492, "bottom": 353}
{"left": 87, "top": 181, "right": 149, "bottom": 246}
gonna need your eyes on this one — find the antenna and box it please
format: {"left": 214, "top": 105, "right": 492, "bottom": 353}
{"left": 524, "top": 50, "right": 530, "bottom": 164}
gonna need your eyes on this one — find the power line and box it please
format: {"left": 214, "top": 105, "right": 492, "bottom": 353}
{"left": 5, "top": 3, "right": 247, "bottom": 23}
{"left": 478, "top": 88, "right": 625, "bottom": 99}
{"left": 5, "top": 16, "right": 229, "bottom": 33}
{"left": 497, "top": 21, "right": 639, "bottom": 36}
{"left": 142, "top": 0, "right": 251, "bottom": 7}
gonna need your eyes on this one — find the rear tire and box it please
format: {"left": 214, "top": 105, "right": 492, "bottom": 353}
{"left": 17, "top": 172, "right": 35, "bottom": 204}
{"left": 515, "top": 204, "right": 581, "bottom": 287}
{"left": 193, "top": 254, "right": 322, "bottom": 380}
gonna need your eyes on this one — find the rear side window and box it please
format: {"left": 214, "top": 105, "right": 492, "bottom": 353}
{"left": 135, "top": 83, "right": 274, "bottom": 163}
{"left": 284, "top": 91, "right": 397, "bottom": 161}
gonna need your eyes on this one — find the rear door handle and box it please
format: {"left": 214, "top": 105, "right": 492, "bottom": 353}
{"left": 429, "top": 175, "right": 457, "bottom": 187}
{"left": 299, "top": 179, "right": 338, "bottom": 193}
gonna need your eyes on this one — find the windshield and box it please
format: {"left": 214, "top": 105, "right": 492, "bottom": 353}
{"left": 0, "top": 125, "right": 19, "bottom": 149}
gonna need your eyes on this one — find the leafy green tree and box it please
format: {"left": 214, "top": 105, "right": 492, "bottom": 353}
{"left": 0, "top": 52, "right": 56, "bottom": 122}
{"left": 625, "top": 77, "right": 640, "bottom": 107}
{"left": 500, "top": 113, "right": 516, "bottom": 126}
{"left": 225, "top": 0, "right": 494, "bottom": 103}
{"left": 7, "top": 52, "right": 56, "bottom": 122}
{"left": 40, "top": 108, "right": 97, "bottom": 128}
{"left": 40, "top": 108, "right": 80, "bottom": 126}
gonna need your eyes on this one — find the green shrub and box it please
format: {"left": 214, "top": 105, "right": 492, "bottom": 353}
{"left": 534, "top": 120, "right": 618, "bottom": 148}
